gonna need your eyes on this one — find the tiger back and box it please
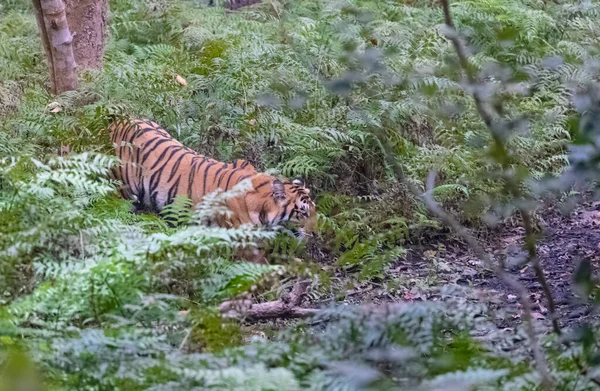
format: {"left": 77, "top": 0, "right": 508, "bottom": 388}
{"left": 108, "top": 118, "right": 316, "bottom": 234}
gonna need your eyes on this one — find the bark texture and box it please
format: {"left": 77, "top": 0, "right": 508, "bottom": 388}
{"left": 33, "top": 0, "right": 78, "bottom": 94}
{"left": 64, "top": 0, "right": 108, "bottom": 69}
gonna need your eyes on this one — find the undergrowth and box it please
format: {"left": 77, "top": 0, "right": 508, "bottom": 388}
{"left": 2, "top": 0, "right": 600, "bottom": 389}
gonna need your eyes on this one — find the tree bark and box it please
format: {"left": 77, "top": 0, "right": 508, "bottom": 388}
{"left": 33, "top": 0, "right": 78, "bottom": 94}
{"left": 64, "top": 0, "right": 108, "bottom": 70}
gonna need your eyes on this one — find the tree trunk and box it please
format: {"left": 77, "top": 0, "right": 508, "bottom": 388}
{"left": 64, "top": 0, "right": 108, "bottom": 70}
{"left": 33, "top": 0, "right": 78, "bottom": 94}
{"left": 33, "top": 0, "right": 108, "bottom": 94}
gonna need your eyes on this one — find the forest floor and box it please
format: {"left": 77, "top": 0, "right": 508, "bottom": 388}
{"left": 299, "top": 198, "right": 600, "bottom": 334}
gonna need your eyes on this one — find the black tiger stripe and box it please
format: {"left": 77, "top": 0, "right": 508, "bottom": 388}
{"left": 111, "top": 120, "right": 127, "bottom": 144}
{"left": 187, "top": 158, "right": 200, "bottom": 199}
{"left": 194, "top": 157, "right": 210, "bottom": 192}
{"left": 141, "top": 138, "right": 171, "bottom": 164}
{"left": 136, "top": 179, "right": 146, "bottom": 206}
{"left": 167, "top": 175, "right": 182, "bottom": 204}
{"left": 124, "top": 160, "right": 131, "bottom": 189}
{"left": 150, "top": 190, "right": 159, "bottom": 212}
{"left": 216, "top": 168, "right": 230, "bottom": 189}
{"left": 259, "top": 208, "right": 268, "bottom": 225}
{"left": 202, "top": 162, "right": 218, "bottom": 194}
{"left": 238, "top": 174, "right": 251, "bottom": 183}
{"left": 149, "top": 162, "right": 169, "bottom": 197}
{"left": 273, "top": 200, "right": 292, "bottom": 224}
{"left": 223, "top": 169, "right": 240, "bottom": 191}
{"left": 126, "top": 125, "right": 143, "bottom": 144}
{"left": 211, "top": 163, "right": 228, "bottom": 187}
{"left": 149, "top": 144, "right": 180, "bottom": 170}
{"left": 254, "top": 180, "right": 270, "bottom": 190}
{"left": 167, "top": 150, "right": 193, "bottom": 182}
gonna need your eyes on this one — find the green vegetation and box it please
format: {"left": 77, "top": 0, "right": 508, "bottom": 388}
{"left": 3, "top": 0, "right": 600, "bottom": 389}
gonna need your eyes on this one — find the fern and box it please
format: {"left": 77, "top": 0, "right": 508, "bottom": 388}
{"left": 2, "top": 0, "right": 599, "bottom": 389}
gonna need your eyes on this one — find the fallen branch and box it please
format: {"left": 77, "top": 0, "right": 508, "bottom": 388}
{"left": 219, "top": 280, "right": 319, "bottom": 321}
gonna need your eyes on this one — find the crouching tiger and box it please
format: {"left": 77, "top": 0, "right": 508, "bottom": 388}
{"left": 107, "top": 119, "right": 317, "bottom": 253}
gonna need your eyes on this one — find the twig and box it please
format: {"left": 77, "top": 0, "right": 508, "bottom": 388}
{"left": 370, "top": 119, "right": 555, "bottom": 387}
{"left": 440, "top": 1, "right": 600, "bottom": 384}
{"left": 423, "top": 170, "right": 553, "bottom": 390}
{"left": 350, "top": 1, "right": 556, "bottom": 388}
{"left": 521, "top": 210, "right": 561, "bottom": 335}
{"left": 179, "top": 328, "right": 192, "bottom": 351}
{"left": 440, "top": 0, "right": 561, "bottom": 336}
{"left": 219, "top": 280, "right": 318, "bottom": 321}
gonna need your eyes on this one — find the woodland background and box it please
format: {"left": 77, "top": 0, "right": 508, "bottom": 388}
{"left": 3, "top": 0, "right": 600, "bottom": 390}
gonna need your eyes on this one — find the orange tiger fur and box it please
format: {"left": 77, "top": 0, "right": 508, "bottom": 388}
{"left": 108, "top": 118, "right": 316, "bottom": 234}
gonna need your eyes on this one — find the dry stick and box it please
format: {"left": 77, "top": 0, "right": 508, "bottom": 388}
{"left": 521, "top": 211, "right": 561, "bottom": 336}
{"left": 219, "top": 280, "right": 318, "bottom": 321}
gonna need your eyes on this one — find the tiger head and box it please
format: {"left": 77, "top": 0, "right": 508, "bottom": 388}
{"left": 244, "top": 175, "right": 317, "bottom": 236}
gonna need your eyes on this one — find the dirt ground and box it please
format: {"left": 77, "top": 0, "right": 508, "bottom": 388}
{"left": 319, "top": 198, "right": 600, "bottom": 332}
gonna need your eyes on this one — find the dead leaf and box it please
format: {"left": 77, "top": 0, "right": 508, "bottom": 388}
{"left": 47, "top": 101, "right": 62, "bottom": 113}
{"left": 176, "top": 74, "right": 187, "bottom": 86}
{"left": 520, "top": 265, "right": 529, "bottom": 274}
{"left": 532, "top": 312, "right": 545, "bottom": 320}
{"left": 403, "top": 291, "right": 416, "bottom": 301}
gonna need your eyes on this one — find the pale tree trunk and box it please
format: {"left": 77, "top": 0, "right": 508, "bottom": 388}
{"left": 64, "top": 0, "right": 108, "bottom": 69}
{"left": 33, "top": 0, "right": 78, "bottom": 94}
{"left": 33, "top": 0, "right": 108, "bottom": 94}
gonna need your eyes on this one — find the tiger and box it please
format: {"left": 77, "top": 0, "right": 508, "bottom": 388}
{"left": 107, "top": 118, "right": 317, "bottom": 240}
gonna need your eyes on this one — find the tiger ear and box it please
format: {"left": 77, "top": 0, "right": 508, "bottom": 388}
{"left": 293, "top": 178, "right": 310, "bottom": 194}
{"left": 272, "top": 179, "right": 286, "bottom": 202}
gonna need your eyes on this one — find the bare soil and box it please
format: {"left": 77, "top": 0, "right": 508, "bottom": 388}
{"left": 312, "top": 199, "right": 600, "bottom": 332}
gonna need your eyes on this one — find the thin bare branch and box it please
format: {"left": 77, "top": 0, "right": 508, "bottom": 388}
{"left": 438, "top": 0, "right": 561, "bottom": 337}
{"left": 421, "top": 1, "right": 557, "bottom": 388}
{"left": 424, "top": 169, "right": 553, "bottom": 389}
